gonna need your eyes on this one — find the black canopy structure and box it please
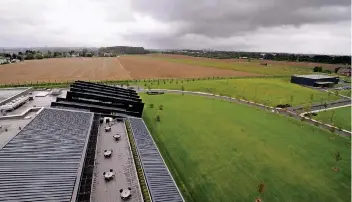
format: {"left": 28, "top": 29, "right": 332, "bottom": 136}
{"left": 51, "top": 81, "right": 144, "bottom": 118}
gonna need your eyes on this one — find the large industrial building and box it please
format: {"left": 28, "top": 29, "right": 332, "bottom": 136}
{"left": 291, "top": 74, "right": 339, "bottom": 87}
{"left": 0, "top": 81, "right": 184, "bottom": 202}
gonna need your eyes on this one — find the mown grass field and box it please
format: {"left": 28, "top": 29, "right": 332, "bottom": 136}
{"left": 315, "top": 106, "right": 351, "bottom": 131}
{"left": 141, "top": 93, "right": 351, "bottom": 202}
{"left": 146, "top": 55, "right": 314, "bottom": 76}
{"left": 339, "top": 89, "right": 351, "bottom": 97}
{"left": 134, "top": 78, "right": 340, "bottom": 106}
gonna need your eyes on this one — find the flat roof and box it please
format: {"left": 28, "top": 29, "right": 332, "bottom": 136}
{"left": 293, "top": 74, "right": 338, "bottom": 79}
{"left": 0, "top": 88, "right": 29, "bottom": 102}
{"left": 91, "top": 120, "right": 143, "bottom": 202}
{"left": 129, "top": 117, "right": 184, "bottom": 202}
{"left": 0, "top": 108, "right": 93, "bottom": 202}
{"left": 315, "top": 81, "right": 335, "bottom": 84}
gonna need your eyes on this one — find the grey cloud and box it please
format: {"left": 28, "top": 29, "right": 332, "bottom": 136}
{"left": 0, "top": 0, "right": 350, "bottom": 55}
{"left": 130, "top": 0, "right": 351, "bottom": 37}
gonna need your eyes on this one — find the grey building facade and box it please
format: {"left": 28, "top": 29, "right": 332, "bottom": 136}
{"left": 291, "top": 74, "right": 339, "bottom": 87}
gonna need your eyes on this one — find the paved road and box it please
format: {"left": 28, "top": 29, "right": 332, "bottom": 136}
{"left": 290, "top": 99, "right": 351, "bottom": 113}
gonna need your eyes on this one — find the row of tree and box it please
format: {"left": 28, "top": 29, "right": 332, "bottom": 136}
{"left": 1, "top": 46, "right": 149, "bottom": 62}
{"left": 1, "top": 49, "right": 90, "bottom": 61}
{"left": 98, "top": 46, "right": 148, "bottom": 54}
{"left": 162, "top": 50, "right": 351, "bottom": 65}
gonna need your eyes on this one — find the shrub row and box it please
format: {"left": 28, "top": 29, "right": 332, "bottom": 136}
{"left": 0, "top": 75, "right": 291, "bottom": 88}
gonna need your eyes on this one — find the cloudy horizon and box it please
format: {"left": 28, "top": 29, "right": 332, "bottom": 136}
{"left": 0, "top": 0, "right": 351, "bottom": 55}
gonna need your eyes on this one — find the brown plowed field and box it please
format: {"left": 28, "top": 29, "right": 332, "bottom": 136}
{"left": 0, "top": 56, "right": 259, "bottom": 84}
{"left": 118, "top": 56, "right": 259, "bottom": 79}
{"left": 149, "top": 54, "right": 343, "bottom": 70}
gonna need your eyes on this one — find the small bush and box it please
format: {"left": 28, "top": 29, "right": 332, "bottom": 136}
{"left": 156, "top": 115, "right": 161, "bottom": 122}
{"left": 276, "top": 104, "right": 292, "bottom": 108}
{"left": 313, "top": 66, "right": 323, "bottom": 72}
{"left": 323, "top": 69, "right": 332, "bottom": 74}
{"left": 159, "top": 105, "right": 164, "bottom": 110}
{"left": 149, "top": 104, "right": 154, "bottom": 108}
{"left": 330, "top": 127, "right": 336, "bottom": 133}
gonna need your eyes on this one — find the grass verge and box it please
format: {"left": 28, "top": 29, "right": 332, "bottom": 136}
{"left": 141, "top": 93, "right": 351, "bottom": 202}
{"left": 314, "top": 106, "right": 351, "bottom": 131}
{"left": 136, "top": 78, "right": 340, "bottom": 106}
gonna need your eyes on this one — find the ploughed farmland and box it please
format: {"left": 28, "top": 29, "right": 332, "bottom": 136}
{"left": 0, "top": 56, "right": 259, "bottom": 84}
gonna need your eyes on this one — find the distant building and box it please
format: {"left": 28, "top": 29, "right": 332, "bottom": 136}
{"left": 291, "top": 74, "right": 339, "bottom": 87}
{"left": 0, "top": 58, "right": 9, "bottom": 64}
{"left": 337, "top": 67, "right": 351, "bottom": 76}
{"left": 103, "top": 53, "right": 113, "bottom": 57}
{"left": 11, "top": 59, "right": 20, "bottom": 63}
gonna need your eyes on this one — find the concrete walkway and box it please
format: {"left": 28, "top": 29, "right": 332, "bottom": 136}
{"left": 289, "top": 99, "right": 351, "bottom": 113}
{"left": 91, "top": 120, "right": 143, "bottom": 202}
{"left": 307, "top": 104, "right": 351, "bottom": 114}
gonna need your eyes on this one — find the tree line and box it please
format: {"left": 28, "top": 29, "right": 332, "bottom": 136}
{"left": 0, "top": 46, "right": 149, "bottom": 63}
{"left": 98, "top": 46, "right": 148, "bottom": 54}
{"left": 161, "top": 50, "right": 351, "bottom": 65}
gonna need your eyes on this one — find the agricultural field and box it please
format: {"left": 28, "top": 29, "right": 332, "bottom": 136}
{"left": 118, "top": 55, "right": 258, "bottom": 79}
{"left": 146, "top": 54, "right": 339, "bottom": 75}
{"left": 0, "top": 56, "right": 258, "bottom": 85}
{"left": 0, "top": 54, "right": 344, "bottom": 85}
{"left": 134, "top": 78, "right": 340, "bottom": 106}
{"left": 141, "top": 93, "right": 351, "bottom": 202}
{"left": 315, "top": 106, "right": 351, "bottom": 131}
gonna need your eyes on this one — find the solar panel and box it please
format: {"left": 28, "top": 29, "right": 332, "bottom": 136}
{"left": 0, "top": 108, "right": 93, "bottom": 202}
{"left": 128, "top": 117, "right": 184, "bottom": 202}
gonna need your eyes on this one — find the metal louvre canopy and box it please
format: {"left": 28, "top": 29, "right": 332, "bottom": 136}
{"left": 0, "top": 108, "right": 93, "bottom": 202}
{"left": 128, "top": 117, "right": 184, "bottom": 202}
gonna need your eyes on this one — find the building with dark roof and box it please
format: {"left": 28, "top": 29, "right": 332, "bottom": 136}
{"left": 51, "top": 81, "right": 144, "bottom": 118}
{"left": 0, "top": 108, "right": 94, "bottom": 202}
{"left": 0, "top": 81, "right": 184, "bottom": 202}
{"left": 291, "top": 74, "right": 339, "bottom": 87}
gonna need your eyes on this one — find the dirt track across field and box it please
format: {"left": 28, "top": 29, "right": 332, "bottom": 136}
{"left": 0, "top": 56, "right": 259, "bottom": 84}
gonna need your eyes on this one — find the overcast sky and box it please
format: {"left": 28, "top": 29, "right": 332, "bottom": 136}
{"left": 0, "top": 0, "right": 351, "bottom": 55}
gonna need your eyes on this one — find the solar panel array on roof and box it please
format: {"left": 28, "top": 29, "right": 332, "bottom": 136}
{"left": 0, "top": 108, "right": 93, "bottom": 202}
{"left": 128, "top": 117, "right": 184, "bottom": 202}
{"left": 51, "top": 81, "right": 144, "bottom": 117}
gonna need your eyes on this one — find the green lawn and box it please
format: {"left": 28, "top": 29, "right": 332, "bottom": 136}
{"left": 134, "top": 78, "right": 340, "bottom": 106}
{"left": 145, "top": 55, "right": 313, "bottom": 76}
{"left": 339, "top": 90, "right": 351, "bottom": 97}
{"left": 141, "top": 93, "right": 351, "bottom": 202}
{"left": 315, "top": 106, "right": 351, "bottom": 131}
